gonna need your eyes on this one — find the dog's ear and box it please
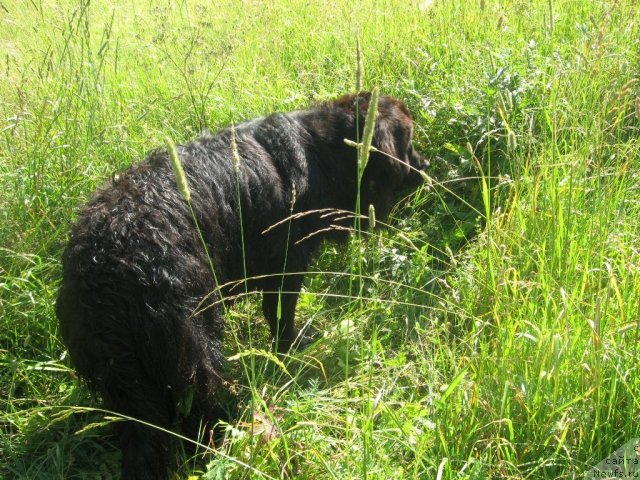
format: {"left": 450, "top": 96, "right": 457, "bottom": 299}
{"left": 371, "top": 100, "right": 427, "bottom": 189}
{"left": 380, "top": 122, "right": 412, "bottom": 163}
{"left": 372, "top": 113, "right": 414, "bottom": 178}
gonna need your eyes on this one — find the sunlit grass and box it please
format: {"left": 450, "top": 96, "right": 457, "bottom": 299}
{"left": 1, "top": 0, "right": 639, "bottom": 478}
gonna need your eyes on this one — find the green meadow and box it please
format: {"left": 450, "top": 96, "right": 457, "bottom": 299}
{"left": 1, "top": 0, "right": 639, "bottom": 478}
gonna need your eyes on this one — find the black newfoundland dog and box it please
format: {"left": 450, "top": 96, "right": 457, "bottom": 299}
{"left": 56, "top": 92, "right": 426, "bottom": 479}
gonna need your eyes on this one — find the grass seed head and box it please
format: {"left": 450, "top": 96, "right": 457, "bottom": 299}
{"left": 368, "top": 203, "right": 376, "bottom": 229}
{"left": 356, "top": 36, "right": 363, "bottom": 92}
{"left": 507, "top": 130, "right": 517, "bottom": 150}
{"left": 166, "top": 136, "right": 191, "bottom": 202}
{"left": 420, "top": 170, "right": 433, "bottom": 187}
{"left": 359, "top": 87, "right": 380, "bottom": 179}
{"left": 230, "top": 125, "right": 241, "bottom": 174}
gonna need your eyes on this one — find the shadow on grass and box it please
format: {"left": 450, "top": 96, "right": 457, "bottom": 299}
{"left": 2, "top": 399, "right": 121, "bottom": 479}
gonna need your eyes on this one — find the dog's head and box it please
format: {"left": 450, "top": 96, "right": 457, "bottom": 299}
{"left": 330, "top": 92, "right": 427, "bottom": 221}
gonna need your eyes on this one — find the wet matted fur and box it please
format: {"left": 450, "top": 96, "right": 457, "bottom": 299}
{"left": 56, "top": 92, "right": 426, "bottom": 479}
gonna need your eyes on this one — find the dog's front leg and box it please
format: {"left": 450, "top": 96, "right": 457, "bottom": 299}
{"left": 261, "top": 273, "right": 305, "bottom": 352}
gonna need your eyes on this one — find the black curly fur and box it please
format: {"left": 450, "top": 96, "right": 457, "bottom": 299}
{"left": 56, "top": 92, "right": 426, "bottom": 479}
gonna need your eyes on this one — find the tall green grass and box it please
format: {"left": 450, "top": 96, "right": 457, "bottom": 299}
{"left": 1, "top": 0, "right": 639, "bottom": 478}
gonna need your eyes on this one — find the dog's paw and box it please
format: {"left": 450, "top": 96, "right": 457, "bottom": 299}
{"left": 292, "top": 325, "right": 318, "bottom": 351}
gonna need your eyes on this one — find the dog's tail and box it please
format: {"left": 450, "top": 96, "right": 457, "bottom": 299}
{"left": 56, "top": 279, "right": 179, "bottom": 479}
{"left": 57, "top": 270, "right": 233, "bottom": 478}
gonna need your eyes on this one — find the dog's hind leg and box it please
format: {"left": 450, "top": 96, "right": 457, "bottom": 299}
{"left": 119, "top": 419, "right": 172, "bottom": 480}
{"left": 180, "top": 336, "right": 234, "bottom": 445}
{"left": 58, "top": 290, "right": 177, "bottom": 479}
{"left": 105, "top": 357, "right": 176, "bottom": 480}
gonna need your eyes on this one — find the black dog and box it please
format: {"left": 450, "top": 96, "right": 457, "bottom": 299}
{"left": 56, "top": 92, "right": 426, "bottom": 479}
